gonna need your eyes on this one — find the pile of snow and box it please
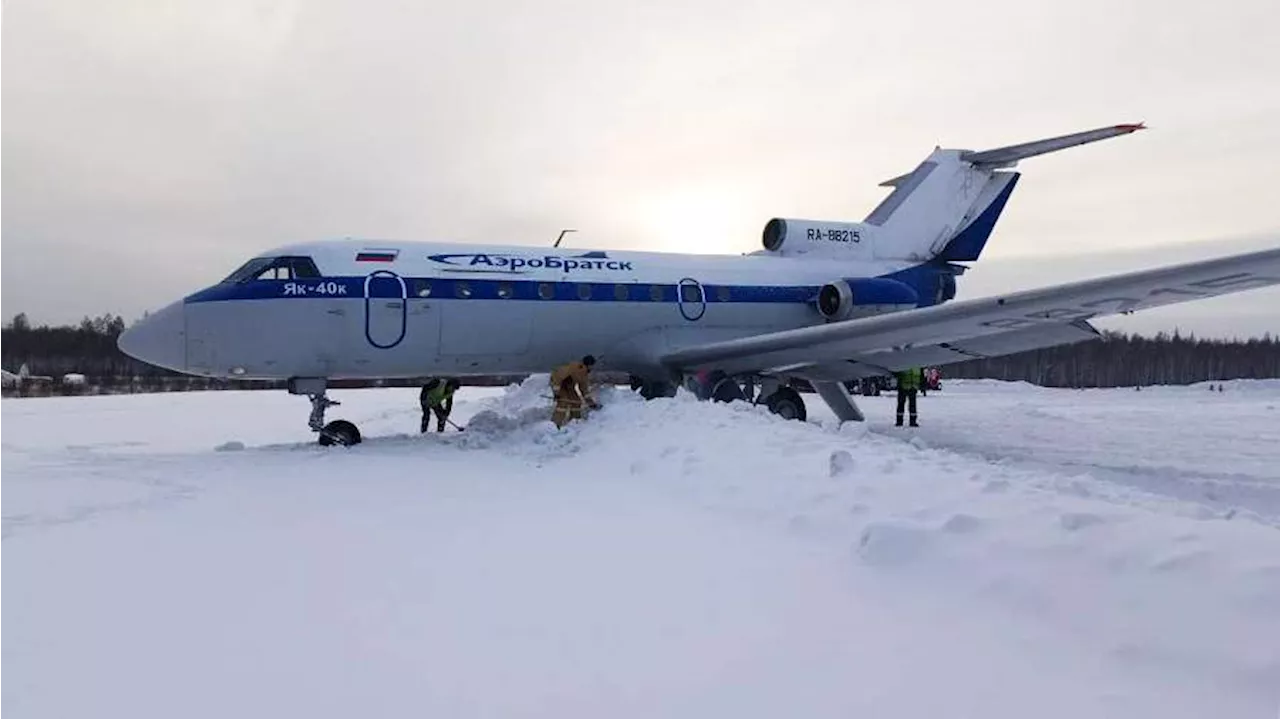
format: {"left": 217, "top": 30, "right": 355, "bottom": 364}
{"left": 443, "top": 378, "right": 1280, "bottom": 712}
{"left": 459, "top": 374, "right": 557, "bottom": 436}
{"left": 4, "top": 380, "right": 1280, "bottom": 717}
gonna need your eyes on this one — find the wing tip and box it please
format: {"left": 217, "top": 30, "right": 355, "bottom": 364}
{"left": 1115, "top": 122, "right": 1147, "bottom": 133}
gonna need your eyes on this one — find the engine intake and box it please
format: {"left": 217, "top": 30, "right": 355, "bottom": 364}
{"left": 816, "top": 278, "right": 919, "bottom": 321}
{"left": 762, "top": 217, "right": 875, "bottom": 257}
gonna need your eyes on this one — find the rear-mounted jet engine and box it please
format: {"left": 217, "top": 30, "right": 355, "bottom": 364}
{"left": 816, "top": 278, "right": 919, "bottom": 321}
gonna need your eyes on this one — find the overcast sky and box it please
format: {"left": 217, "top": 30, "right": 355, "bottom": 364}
{"left": 3, "top": 0, "right": 1278, "bottom": 337}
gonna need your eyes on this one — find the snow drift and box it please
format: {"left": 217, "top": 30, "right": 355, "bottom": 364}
{"left": 3, "top": 379, "right": 1279, "bottom": 718}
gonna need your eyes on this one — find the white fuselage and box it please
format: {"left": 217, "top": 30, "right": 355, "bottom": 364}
{"left": 122, "top": 238, "right": 945, "bottom": 382}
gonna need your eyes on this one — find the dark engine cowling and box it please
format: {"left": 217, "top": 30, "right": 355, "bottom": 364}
{"left": 816, "top": 278, "right": 919, "bottom": 321}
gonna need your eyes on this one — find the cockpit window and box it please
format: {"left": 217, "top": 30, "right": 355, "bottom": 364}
{"left": 288, "top": 257, "right": 321, "bottom": 278}
{"left": 221, "top": 256, "right": 321, "bottom": 283}
{"left": 222, "top": 257, "right": 274, "bottom": 284}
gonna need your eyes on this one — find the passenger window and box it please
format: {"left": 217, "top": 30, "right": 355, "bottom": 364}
{"left": 412, "top": 279, "right": 433, "bottom": 297}
{"left": 614, "top": 284, "right": 629, "bottom": 301}
{"left": 716, "top": 286, "right": 731, "bottom": 302}
{"left": 649, "top": 285, "right": 664, "bottom": 302}
{"left": 538, "top": 283, "right": 555, "bottom": 300}
{"left": 455, "top": 281, "right": 471, "bottom": 298}
{"left": 576, "top": 284, "right": 593, "bottom": 300}
{"left": 497, "top": 282, "right": 514, "bottom": 299}
{"left": 681, "top": 284, "right": 702, "bottom": 303}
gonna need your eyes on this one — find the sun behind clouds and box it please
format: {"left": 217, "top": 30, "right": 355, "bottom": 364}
{"left": 636, "top": 184, "right": 759, "bottom": 257}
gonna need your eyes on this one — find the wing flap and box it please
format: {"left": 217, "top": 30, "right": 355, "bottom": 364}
{"left": 714, "top": 321, "right": 1101, "bottom": 380}
{"left": 854, "top": 320, "right": 1101, "bottom": 373}
{"left": 661, "top": 246, "right": 1280, "bottom": 375}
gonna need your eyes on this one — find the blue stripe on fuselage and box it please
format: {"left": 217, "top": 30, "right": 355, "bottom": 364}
{"left": 183, "top": 264, "right": 958, "bottom": 308}
{"left": 185, "top": 277, "right": 822, "bottom": 305}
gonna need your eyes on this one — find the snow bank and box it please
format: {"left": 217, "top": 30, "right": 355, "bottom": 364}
{"left": 4, "top": 381, "right": 1280, "bottom": 718}
{"left": 434, "top": 380, "right": 1280, "bottom": 709}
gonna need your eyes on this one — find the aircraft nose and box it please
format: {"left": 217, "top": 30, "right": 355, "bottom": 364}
{"left": 118, "top": 301, "right": 186, "bottom": 372}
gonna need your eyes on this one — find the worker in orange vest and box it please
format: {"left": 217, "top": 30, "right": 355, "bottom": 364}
{"left": 549, "top": 355, "right": 599, "bottom": 428}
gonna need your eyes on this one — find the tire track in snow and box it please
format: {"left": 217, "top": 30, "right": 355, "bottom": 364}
{"left": 2, "top": 450, "right": 203, "bottom": 540}
{"left": 875, "top": 428, "right": 1280, "bottom": 526}
{"left": 850, "top": 386, "right": 1280, "bottom": 526}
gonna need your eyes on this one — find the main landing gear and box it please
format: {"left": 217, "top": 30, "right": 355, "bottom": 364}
{"left": 290, "top": 377, "right": 363, "bottom": 447}
{"left": 710, "top": 373, "right": 809, "bottom": 422}
{"left": 631, "top": 372, "right": 812, "bottom": 422}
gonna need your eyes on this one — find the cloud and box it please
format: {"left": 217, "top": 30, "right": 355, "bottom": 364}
{"left": 3, "top": 0, "right": 1278, "bottom": 331}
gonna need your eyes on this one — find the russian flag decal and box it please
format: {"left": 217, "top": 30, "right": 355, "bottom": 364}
{"left": 356, "top": 250, "right": 399, "bottom": 262}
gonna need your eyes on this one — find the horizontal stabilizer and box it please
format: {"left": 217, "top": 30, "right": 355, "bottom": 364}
{"left": 962, "top": 123, "right": 1145, "bottom": 167}
{"left": 878, "top": 169, "right": 917, "bottom": 188}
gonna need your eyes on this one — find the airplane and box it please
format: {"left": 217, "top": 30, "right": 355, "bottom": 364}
{"left": 0, "top": 363, "right": 51, "bottom": 386}
{"left": 1, "top": 363, "right": 54, "bottom": 389}
{"left": 118, "top": 123, "right": 1280, "bottom": 446}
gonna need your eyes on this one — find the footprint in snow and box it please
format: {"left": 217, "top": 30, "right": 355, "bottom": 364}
{"left": 1059, "top": 512, "right": 1108, "bottom": 531}
{"left": 1149, "top": 549, "right": 1212, "bottom": 573}
{"left": 856, "top": 521, "right": 933, "bottom": 566}
{"left": 941, "top": 513, "right": 984, "bottom": 534}
{"left": 828, "top": 450, "right": 856, "bottom": 477}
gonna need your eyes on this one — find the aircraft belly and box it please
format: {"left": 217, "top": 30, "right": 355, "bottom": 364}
{"left": 183, "top": 292, "right": 816, "bottom": 380}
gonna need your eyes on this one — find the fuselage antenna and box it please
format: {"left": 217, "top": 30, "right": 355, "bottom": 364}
{"left": 553, "top": 229, "right": 577, "bottom": 248}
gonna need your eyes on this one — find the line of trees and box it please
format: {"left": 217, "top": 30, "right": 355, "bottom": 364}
{"left": 3, "top": 313, "right": 1278, "bottom": 397}
{"left": 4, "top": 312, "right": 150, "bottom": 379}
{"left": 0, "top": 313, "right": 523, "bottom": 397}
{"left": 2, "top": 312, "right": 244, "bottom": 396}
{"left": 945, "top": 330, "right": 1280, "bottom": 387}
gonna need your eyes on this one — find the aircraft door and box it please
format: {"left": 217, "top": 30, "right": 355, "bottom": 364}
{"left": 677, "top": 278, "right": 706, "bottom": 321}
{"left": 364, "top": 271, "right": 407, "bottom": 349}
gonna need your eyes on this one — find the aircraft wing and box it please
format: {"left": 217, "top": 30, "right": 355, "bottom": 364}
{"left": 661, "top": 246, "right": 1280, "bottom": 380}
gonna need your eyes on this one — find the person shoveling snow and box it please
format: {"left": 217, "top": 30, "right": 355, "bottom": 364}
{"left": 549, "top": 355, "right": 600, "bottom": 429}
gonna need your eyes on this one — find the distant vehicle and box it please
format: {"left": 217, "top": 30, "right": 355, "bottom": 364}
{"left": 117, "top": 123, "right": 1280, "bottom": 445}
{"left": 925, "top": 368, "right": 942, "bottom": 392}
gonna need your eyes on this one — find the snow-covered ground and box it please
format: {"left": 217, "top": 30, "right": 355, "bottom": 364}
{"left": 4, "top": 380, "right": 1279, "bottom": 718}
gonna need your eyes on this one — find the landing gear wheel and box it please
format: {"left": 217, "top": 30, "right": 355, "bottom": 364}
{"left": 638, "top": 380, "right": 677, "bottom": 400}
{"left": 318, "top": 419, "right": 362, "bottom": 447}
{"left": 765, "top": 387, "right": 807, "bottom": 421}
{"left": 710, "top": 377, "right": 746, "bottom": 403}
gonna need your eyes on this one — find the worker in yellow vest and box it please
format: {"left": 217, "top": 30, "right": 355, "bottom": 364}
{"left": 894, "top": 367, "right": 924, "bottom": 427}
{"left": 420, "top": 378, "right": 461, "bottom": 432}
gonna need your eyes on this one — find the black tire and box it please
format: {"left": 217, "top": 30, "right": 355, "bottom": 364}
{"left": 318, "top": 419, "right": 362, "bottom": 447}
{"left": 765, "top": 387, "right": 807, "bottom": 421}
{"left": 639, "top": 380, "right": 677, "bottom": 400}
{"left": 710, "top": 377, "right": 746, "bottom": 403}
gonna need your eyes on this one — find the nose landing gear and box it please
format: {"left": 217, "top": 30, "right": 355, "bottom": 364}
{"left": 290, "top": 377, "right": 363, "bottom": 447}
{"left": 310, "top": 394, "right": 362, "bottom": 446}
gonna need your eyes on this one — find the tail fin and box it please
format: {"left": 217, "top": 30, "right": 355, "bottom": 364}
{"left": 866, "top": 123, "right": 1144, "bottom": 263}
